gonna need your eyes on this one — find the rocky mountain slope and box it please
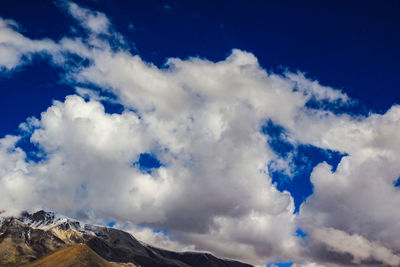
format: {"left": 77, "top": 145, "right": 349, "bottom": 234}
{"left": 0, "top": 210, "right": 253, "bottom": 267}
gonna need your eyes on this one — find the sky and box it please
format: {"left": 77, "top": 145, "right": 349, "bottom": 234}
{"left": 0, "top": 1, "right": 400, "bottom": 266}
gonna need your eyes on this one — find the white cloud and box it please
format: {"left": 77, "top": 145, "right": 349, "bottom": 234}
{"left": 1, "top": 2, "right": 400, "bottom": 266}
{"left": 285, "top": 72, "right": 349, "bottom": 103}
{"left": 0, "top": 18, "right": 57, "bottom": 70}
{"left": 297, "top": 106, "right": 400, "bottom": 266}
{"left": 0, "top": 135, "right": 34, "bottom": 215}
{"left": 310, "top": 227, "right": 400, "bottom": 266}
{"left": 116, "top": 221, "right": 196, "bottom": 252}
{"left": 65, "top": 1, "right": 110, "bottom": 35}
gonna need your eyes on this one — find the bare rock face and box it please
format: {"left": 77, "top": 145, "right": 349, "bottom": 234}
{"left": 0, "top": 217, "right": 67, "bottom": 266}
{"left": 0, "top": 210, "right": 253, "bottom": 267}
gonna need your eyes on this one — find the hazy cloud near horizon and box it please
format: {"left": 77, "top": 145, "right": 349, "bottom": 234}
{"left": 1, "top": 2, "right": 400, "bottom": 266}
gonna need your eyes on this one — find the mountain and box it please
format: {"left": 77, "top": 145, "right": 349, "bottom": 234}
{"left": 0, "top": 210, "right": 253, "bottom": 267}
{"left": 26, "top": 243, "right": 133, "bottom": 267}
{"left": 0, "top": 217, "right": 66, "bottom": 266}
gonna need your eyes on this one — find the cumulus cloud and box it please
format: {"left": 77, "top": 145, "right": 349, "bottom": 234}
{"left": 1, "top": 2, "right": 400, "bottom": 266}
{"left": 297, "top": 106, "right": 400, "bottom": 266}
{"left": 0, "top": 135, "right": 32, "bottom": 214}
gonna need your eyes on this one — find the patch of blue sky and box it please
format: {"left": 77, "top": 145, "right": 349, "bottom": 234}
{"left": 74, "top": 84, "right": 128, "bottom": 115}
{"left": 63, "top": 52, "right": 92, "bottom": 70}
{"left": 394, "top": 177, "right": 400, "bottom": 187}
{"left": 153, "top": 228, "right": 168, "bottom": 236}
{"left": 133, "top": 153, "right": 163, "bottom": 174}
{"left": 262, "top": 120, "right": 294, "bottom": 159}
{"left": 101, "top": 101, "right": 125, "bottom": 115}
{"left": 16, "top": 137, "right": 46, "bottom": 163}
{"left": 296, "top": 228, "right": 307, "bottom": 238}
{"left": 0, "top": 59, "right": 75, "bottom": 138}
{"left": 263, "top": 120, "right": 346, "bottom": 212}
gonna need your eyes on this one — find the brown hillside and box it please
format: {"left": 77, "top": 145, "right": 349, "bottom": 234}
{"left": 25, "top": 243, "right": 133, "bottom": 267}
{"left": 0, "top": 218, "right": 67, "bottom": 266}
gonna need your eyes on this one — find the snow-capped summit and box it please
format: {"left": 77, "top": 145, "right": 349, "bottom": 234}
{"left": 19, "top": 210, "right": 87, "bottom": 232}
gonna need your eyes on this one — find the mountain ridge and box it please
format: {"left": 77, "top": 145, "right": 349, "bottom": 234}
{"left": 0, "top": 210, "right": 253, "bottom": 267}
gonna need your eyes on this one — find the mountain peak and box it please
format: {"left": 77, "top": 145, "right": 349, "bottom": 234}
{"left": 20, "top": 210, "right": 55, "bottom": 225}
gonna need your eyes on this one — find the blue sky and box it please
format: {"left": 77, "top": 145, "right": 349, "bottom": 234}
{"left": 1, "top": 0, "right": 400, "bottom": 138}
{"left": 0, "top": 1, "right": 400, "bottom": 266}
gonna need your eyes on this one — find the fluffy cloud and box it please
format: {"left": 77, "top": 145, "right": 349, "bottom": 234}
{"left": 0, "top": 135, "right": 32, "bottom": 215}
{"left": 1, "top": 2, "right": 400, "bottom": 266}
{"left": 297, "top": 106, "right": 400, "bottom": 266}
